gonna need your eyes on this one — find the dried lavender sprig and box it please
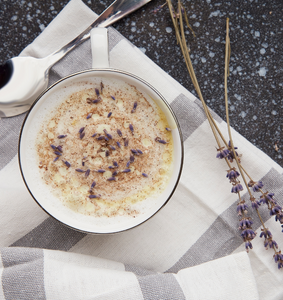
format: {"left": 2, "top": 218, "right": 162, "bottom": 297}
{"left": 95, "top": 88, "right": 100, "bottom": 96}
{"left": 116, "top": 141, "right": 121, "bottom": 148}
{"left": 129, "top": 124, "right": 134, "bottom": 134}
{"left": 122, "top": 169, "right": 131, "bottom": 173}
{"left": 86, "top": 113, "right": 92, "bottom": 119}
{"left": 142, "top": 173, "right": 148, "bottom": 177}
{"left": 107, "top": 112, "right": 112, "bottom": 118}
{"left": 92, "top": 133, "right": 97, "bottom": 137}
{"left": 54, "top": 151, "right": 62, "bottom": 156}
{"left": 80, "top": 132, "right": 85, "bottom": 140}
{"left": 75, "top": 169, "right": 85, "bottom": 173}
{"left": 97, "top": 169, "right": 105, "bottom": 173}
{"left": 85, "top": 169, "right": 90, "bottom": 177}
{"left": 124, "top": 138, "right": 129, "bottom": 147}
{"left": 113, "top": 161, "right": 118, "bottom": 168}
{"left": 111, "top": 95, "right": 115, "bottom": 100}
{"left": 112, "top": 170, "right": 119, "bottom": 176}
{"left": 105, "top": 150, "right": 110, "bottom": 157}
{"left": 53, "top": 157, "right": 59, "bottom": 162}
{"left": 110, "top": 145, "right": 116, "bottom": 150}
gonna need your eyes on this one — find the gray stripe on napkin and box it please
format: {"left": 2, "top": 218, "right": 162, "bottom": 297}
{"left": 194, "top": 98, "right": 223, "bottom": 124}
{"left": 166, "top": 167, "right": 283, "bottom": 273}
{"left": 0, "top": 113, "right": 26, "bottom": 171}
{"left": 170, "top": 94, "right": 219, "bottom": 141}
{"left": 11, "top": 217, "right": 86, "bottom": 251}
{"left": 138, "top": 273, "right": 186, "bottom": 300}
{"left": 108, "top": 27, "right": 125, "bottom": 52}
{"left": 125, "top": 264, "right": 157, "bottom": 276}
{"left": 1, "top": 247, "right": 46, "bottom": 300}
{"left": 51, "top": 39, "right": 92, "bottom": 79}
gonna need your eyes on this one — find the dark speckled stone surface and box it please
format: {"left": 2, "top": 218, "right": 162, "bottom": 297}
{"left": 1, "top": 0, "right": 283, "bottom": 166}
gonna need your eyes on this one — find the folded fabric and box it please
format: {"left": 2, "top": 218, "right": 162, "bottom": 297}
{"left": 1, "top": 0, "right": 283, "bottom": 299}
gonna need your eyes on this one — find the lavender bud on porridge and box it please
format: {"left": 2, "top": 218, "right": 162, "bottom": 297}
{"left": 64, "top": 161, "right": 71, "bottom": 168}
{"left": 57, "top": 145, "right": 63, "bottom": 152}
{"left": 107, "top": 177, "right": 116, "bottom": 181}
{"left": 57, "top": 135, "right": 67, "bottom": 139}
{"left": 112, "top": 171, "right": 118, "bottom": 176}
{"left": 117, "top": 129, "right": 122, "bottom": 137}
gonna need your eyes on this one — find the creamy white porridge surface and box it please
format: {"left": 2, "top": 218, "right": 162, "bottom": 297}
{"left": 36, "top": 81, "right": 173, "bottom": 218}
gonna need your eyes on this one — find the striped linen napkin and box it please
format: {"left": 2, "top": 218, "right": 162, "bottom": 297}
{"left": 1, "top": 0, "right": 282, "bottom": 298}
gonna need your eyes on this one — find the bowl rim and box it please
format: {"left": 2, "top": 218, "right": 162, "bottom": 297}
{"left": 18, "top": 68, "right": 184, "bottom": 234}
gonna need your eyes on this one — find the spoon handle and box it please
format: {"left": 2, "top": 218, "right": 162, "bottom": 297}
{"left": 46, "top": 0, "right": 151, "bottom": 67}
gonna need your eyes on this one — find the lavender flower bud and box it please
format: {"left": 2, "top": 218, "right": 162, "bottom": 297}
{"left": 57, "top": 135, "right": 67, "bottom": 139}
{"left": 117, "top": 129, "right": 122, "bottom": 137}
{"left": 64, "top": 161, "right": 71, "bottom": 168}
{"left": 231, "top": 183, "right": 243, "bottom": 193}
{"left": 226, "top": 168, "right": 240, "bottom": 180}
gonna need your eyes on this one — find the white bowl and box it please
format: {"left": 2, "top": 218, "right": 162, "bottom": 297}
{"left": 19, "top": 69, "right": 183, "bottom": 234}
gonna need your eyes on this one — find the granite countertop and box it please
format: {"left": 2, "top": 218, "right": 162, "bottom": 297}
{"left": 1, "top": 0, "right": 282, "bottom": 166}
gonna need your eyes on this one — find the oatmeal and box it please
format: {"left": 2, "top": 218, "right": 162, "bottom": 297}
{"left": 36, "top": 81, "right": 173, "bottom": 218}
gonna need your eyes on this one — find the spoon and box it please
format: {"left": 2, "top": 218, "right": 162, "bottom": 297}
{"left": 0, "top": 0, "right": 151, "bottom": 118}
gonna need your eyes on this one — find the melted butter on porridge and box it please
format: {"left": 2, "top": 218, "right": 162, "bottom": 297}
{"left": 36, "top": 81, "right": 173, "bottom": 218}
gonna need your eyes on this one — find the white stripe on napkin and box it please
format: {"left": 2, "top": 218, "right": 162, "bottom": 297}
{"left": 175, "top": 251, "right": 259, "bottom": 300}
{"left": 0, "top": 156, "right": 47, "bottom": 247}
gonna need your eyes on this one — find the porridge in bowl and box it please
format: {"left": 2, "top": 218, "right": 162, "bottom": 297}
{"left": 36, "top": 80, "right": 174, "bottom": 218}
